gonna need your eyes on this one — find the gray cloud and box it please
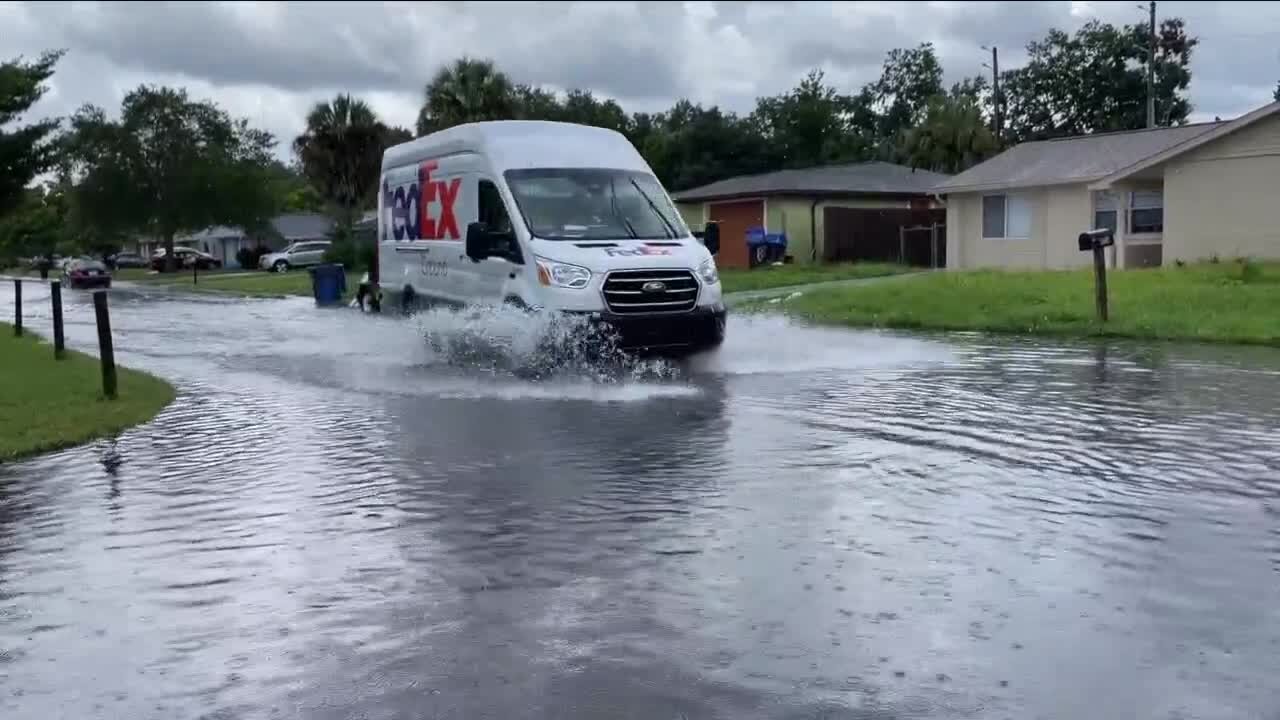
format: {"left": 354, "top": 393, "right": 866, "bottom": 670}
{"left": 4, "top": 0, "right": 1276, "bottom": 162}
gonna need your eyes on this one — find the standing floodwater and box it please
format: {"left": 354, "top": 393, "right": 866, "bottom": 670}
{"left": 2, "top": 284, "right": 1279, "bottom": 720}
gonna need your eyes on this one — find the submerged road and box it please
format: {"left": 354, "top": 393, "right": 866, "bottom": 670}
{"left": 2, "top": 282, "right": 1279, "bottom": 720}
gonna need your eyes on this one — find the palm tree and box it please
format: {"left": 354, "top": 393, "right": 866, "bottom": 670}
{"left": 416, "top": 58, "right": 516, "bottom": 136}
{"left": 899, "top": 94, "right": 997, "bottom": 174}
{"left": 292, "top": 94, "right": 392, "bottom": 229}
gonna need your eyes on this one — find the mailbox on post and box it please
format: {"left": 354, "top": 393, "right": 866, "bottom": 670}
{"left": 1077, "top": 227, "right": 1115, "bottom": 322}
{"left": 1078, "top": 227, "right": 1115, "bottom": 252}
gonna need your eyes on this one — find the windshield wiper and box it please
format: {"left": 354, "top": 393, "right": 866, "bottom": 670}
{"left": 629, "top": 178, "right": 678, "bottom": 239}
{"left": 610, "top": 176, "right": 639, "bottom": 238}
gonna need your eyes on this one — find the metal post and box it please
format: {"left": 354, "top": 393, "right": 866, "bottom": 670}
{"left": 1093, "top": 244, "right": 1109, "bottom": 322}
{"left": 51, "top": 280, "right": 65, "bottom": 359}
{"left": 898, "top": 225, "right": 906, "bottom": 265}
{"left": 92, "top": 291, "right": 117, "bottom": 399}
{"left": 12, "top": 278, "right": 22, "bottom": 336}
{"left": 1147, "top": 1, "right": 1157, "bottom": 128}
{"left": 193, "top": 261, "right": 198, "bottom": 285}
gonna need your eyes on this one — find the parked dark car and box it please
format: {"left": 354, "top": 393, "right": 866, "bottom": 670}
{"left": 109, "top": 252, "right": 148, "bottom": 269}
{"left": 150, "top": 247, "right": 222, "bottom": 271}
{"left": 64, "top": 259, "right": 112, "bottom": 289}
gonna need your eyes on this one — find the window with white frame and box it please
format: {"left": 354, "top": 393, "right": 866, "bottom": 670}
{"left": 982, "top": 193, "right": 1032, "bottom": 239}
{"left": 1129, "top": 189, "right": 1163, "bottom": 234}
{"left": 1092, "top": 191, "right": 1118, "bottom": 233}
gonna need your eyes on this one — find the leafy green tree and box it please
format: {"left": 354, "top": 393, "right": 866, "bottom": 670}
{"left": 293, "top": 94, "right": 404, "bottom": 229}
{"left": 899, "top": 93, "right": 997, "bottom": 174}
{"left": 1, "top": 50, "right": 64, "bottom": 216}
{"left": 751, "top": 69, "right": 868, "bottom": 168}
{"left": 416, "top": 57, "right": 515, "bottom": 136}
{"left": 558, "top": 89, "right": 629, "bottom": 134}
{"left": 63, "top": 85, "right": 281, "bottom": 271}
{"left": 1001, "top": 18, "right": 1198, "bottom": 142}
{"left": 0, "top": 187, "right": 64, "bottom": 269}
{"left": 871, "top": 44, "right": 944, "bottom": 145}
{"left": 644, "top": 100, "right": 774, "bottom": 191}
{"left": 512, "top": 84, "right": 562, "bottom": 120}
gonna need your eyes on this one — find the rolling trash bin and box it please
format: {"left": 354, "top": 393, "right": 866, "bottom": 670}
{"left": 309, "top": 263, "right": 347, "bottom": 307}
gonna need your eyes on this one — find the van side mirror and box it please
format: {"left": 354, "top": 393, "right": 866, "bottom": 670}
{"left": 466, "top": 222, "right": 492, "bottom": 262}
{"left": 702, "top": 222, "right": 720, "bottom": 256}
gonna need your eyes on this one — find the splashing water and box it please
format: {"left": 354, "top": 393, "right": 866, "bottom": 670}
{"left": 413, "top": 303, "right": 682, "bottom": 382}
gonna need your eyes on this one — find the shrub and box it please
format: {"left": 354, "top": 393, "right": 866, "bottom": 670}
{"left": 1240, "top": 257, "right": 1263, "bottom": 283}
{"left": 235, "top": 245, "right": 271, "bottom": 270}
{"left": 322, "top": 225, "right": 376, "bottom": 271}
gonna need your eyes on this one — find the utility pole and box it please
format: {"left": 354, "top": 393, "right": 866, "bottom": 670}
{"left": 982, "top": 45, "right": 1002, "bottom": 146}
{"left": 1147, "top": 1, "right": 1156, "bottom": 128}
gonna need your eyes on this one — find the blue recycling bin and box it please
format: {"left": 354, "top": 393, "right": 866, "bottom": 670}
{"left": 309, "top": 263, "right": 347, "bottom": 306}
{"left": 746, "top": 227, "right": 788, "bottom": 267}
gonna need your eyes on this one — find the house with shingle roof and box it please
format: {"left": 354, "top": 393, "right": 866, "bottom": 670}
{"left": 935, "top": 100, "right": 1280, "bottom": 269}
{"left": 673, "top": 162, "right": 950, "bottom": 268}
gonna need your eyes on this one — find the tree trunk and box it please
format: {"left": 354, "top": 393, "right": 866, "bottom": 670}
{"left": 164, "top": 232, "right": 176, "bottom": 273}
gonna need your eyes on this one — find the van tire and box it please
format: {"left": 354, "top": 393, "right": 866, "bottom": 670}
{"left": 503, "top": 296, "right": 529, "bottom": 310}
{"left": 401, "top": 285, "right": 417, "bottom": 314}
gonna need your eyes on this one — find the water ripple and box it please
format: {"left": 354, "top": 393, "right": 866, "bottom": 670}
{"left": 2, "top": 285, "right": 1280, "bottom": 719}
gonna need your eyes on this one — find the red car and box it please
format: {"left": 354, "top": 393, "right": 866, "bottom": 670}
{"left": 64, "top": 258, "right": 112, "bottom": 289}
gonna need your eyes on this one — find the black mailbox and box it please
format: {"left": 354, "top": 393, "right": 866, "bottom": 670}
{"left": 1078, "top": 228, "right": 1115, "bottom": 252}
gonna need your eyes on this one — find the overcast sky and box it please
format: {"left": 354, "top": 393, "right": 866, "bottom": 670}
{"left": 4, "top": 1, "right": 1278, "bottom": 163}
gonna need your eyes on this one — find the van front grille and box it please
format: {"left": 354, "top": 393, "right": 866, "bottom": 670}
{"left": 602, "top": 269, "right": 699, "bottom": 314}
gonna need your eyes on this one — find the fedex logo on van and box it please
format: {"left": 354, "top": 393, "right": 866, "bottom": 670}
{"left": 604, "top": 246, "right": 672, "bottom": 257}
{"left": 383, "top": 160, "right": 461, "bottom": 241}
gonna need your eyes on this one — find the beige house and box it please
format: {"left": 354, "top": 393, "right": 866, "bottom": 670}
{"left": 936, "top": 101, "right": 1280, "bottom": 269}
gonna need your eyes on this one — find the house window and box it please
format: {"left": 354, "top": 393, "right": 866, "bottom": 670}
{"left": 982, "top": 193, "right": 1032, "bottom": 239}
{"left": 1129, "top": 190, "right": 1163, "bottom": 234}
{"left": 1092, "top": 191, "right": 1118, "bottom": 233}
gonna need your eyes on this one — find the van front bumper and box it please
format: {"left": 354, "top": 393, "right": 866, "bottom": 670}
{"left": 568, "top": 303, "right": 727, "bottom": 354}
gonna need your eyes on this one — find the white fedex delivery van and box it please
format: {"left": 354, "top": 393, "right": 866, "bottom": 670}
{"left": 374, "top": 120, "right": 725, "bottom": 355}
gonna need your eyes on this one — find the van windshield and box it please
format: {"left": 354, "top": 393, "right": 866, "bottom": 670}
{"left": 503, "top": 169, "right": 689, "bottom": 241}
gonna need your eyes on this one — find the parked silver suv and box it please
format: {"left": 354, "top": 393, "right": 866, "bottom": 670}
{"left": 259, "top": 241, "right": 331, "bottom": 272}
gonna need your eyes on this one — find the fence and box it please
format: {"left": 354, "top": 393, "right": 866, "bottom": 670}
{"left": 823, "top": 207, "right": 946, "bottom": 265}
{"left": 898, "top": 223, "right": 947, "bottom": 269}
{"left": 6, "top": 276, "right": 117, "bottom": 398}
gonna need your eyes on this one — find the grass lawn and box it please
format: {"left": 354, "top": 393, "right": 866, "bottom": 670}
{"left": 719, "top": 262, "right": 911, "bottom": 294}
{"left": 115, "top": 267, "right": 326, "bottom": 298}
{"left": 0, "top": 324, "right": 176, "bottom": 461}
{"left": 766, "top": 261, "right": 1280, "bottom": 346}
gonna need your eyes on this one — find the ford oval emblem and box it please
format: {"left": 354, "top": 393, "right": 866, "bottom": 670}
{"left": 641, "top": 281, "right": 667, "bottom": 293}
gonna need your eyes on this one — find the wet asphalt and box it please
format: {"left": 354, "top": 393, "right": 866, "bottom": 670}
{"left": 2, "top": 281, "right": 1279, "bottom": 720}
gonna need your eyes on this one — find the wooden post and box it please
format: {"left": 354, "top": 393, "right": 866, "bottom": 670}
{"left": 12, "top": 278, "right": 22, "bottom": 336}
{"left": 898, "top": 225, "right": 906, "bottom": 265}
{"left": 92, "top": 291, "right": 117, "bottom": 399}
{"left": 51, "top": 280, "right": 65, "bottom": 359}
{"left": 1092, "top": 244, "right": 1109, "bottom": 322}
{"left": 930, "top": 224, "right": 939, "bottom": 269}
{"left": 192, "top": 261, "right": 198, "bottom": 285}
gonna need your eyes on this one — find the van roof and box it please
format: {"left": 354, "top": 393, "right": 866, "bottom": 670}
{"left": 382, "top": 120, "right": 652, "bottom": 175}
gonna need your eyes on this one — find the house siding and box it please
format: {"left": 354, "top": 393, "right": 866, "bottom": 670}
{"left": 947, "top": 185, "right": 1095, "bottom": 270}
{"left": 1162, "top": 113, "right": 1280, "bottom": 263}
{"left": 676, "top": 202, "right": 704, "bottom": 232}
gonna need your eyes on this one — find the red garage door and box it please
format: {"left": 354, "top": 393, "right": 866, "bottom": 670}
{"left": 706, "top": 200, "right": 762, "bottom": 270}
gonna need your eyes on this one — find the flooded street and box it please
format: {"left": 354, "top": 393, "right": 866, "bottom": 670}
{"left": 3, "top": 282, "right": 1280, "bottom": 720}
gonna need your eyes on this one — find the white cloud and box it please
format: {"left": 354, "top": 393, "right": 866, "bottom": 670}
{"left": 3, "top": 0, "right": 1275, "bottom": 162}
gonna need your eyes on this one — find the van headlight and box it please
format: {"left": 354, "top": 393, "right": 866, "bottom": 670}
{"left": 697, "top": 258, "right": 719, "bottom": 285}
{"left": 535, "top": 256, "right": 592, "bottom": 289}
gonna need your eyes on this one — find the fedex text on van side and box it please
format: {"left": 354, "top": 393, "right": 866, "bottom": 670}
{"left": 384, "top": 160, "right": 462, "bottom": 241}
